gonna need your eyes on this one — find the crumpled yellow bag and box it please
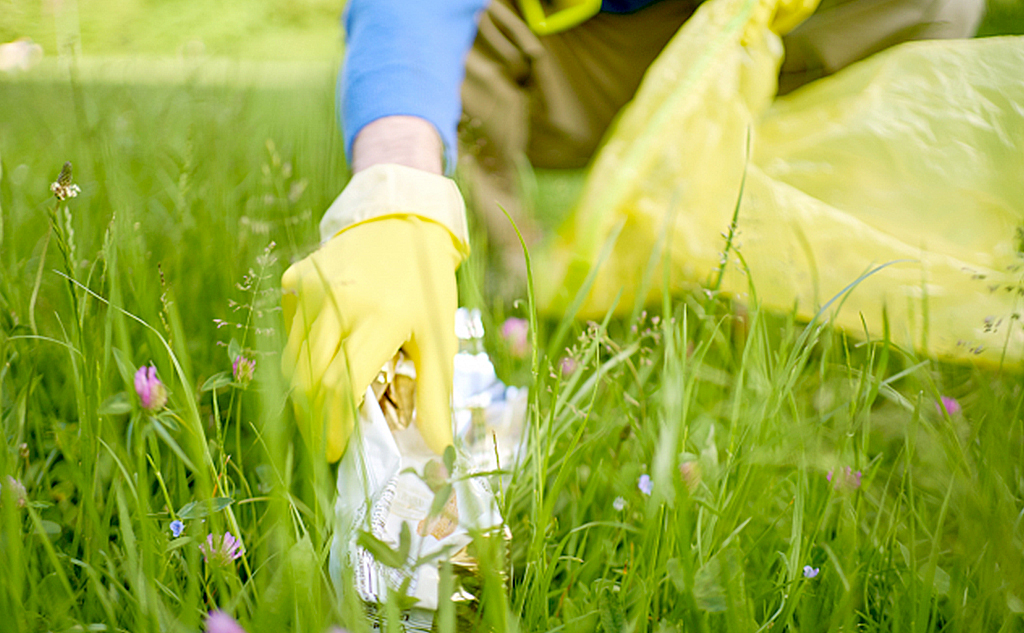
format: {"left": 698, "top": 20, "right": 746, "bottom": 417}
{"left": 539, "top": 0, "right": 1024, "bottom": 366}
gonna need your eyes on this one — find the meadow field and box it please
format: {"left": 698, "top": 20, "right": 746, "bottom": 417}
{"left": 2, "top": 2, "right": 1024, "bottom": 631}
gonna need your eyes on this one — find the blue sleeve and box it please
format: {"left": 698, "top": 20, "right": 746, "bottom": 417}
{"left": 601, "top": 0, "right": 664, "bottom": 13}
{"left": 340, "top": 0, "right": 489, "bottom": 175}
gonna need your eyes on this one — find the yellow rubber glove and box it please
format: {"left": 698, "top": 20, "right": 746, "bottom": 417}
{"left": 282, "top": 165, "right": 470, "bottom": 462}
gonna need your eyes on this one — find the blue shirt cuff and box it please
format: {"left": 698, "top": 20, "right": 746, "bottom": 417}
{"left": 340, "top": 0, "right": 489, "bottom": 176}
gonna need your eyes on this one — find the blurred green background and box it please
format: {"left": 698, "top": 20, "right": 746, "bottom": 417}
{"left": 1, "top": 0, "right": 1023, "bottom": 63}
{"left": 0, "top": 0, "right": 343, "bottom": 61}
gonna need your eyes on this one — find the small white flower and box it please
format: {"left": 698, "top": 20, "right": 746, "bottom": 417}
{"left": 50, "top": 162, "right": 80, "bottom": 201}
{"left": 612, "top": 496, "right": 626, "bottom": 511}
{"left": 50, "top": 181, "right": 80, "bottom": 201}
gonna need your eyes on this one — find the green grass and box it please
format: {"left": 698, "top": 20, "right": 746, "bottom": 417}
{"left": 3, "top": 27, "right": 1024, "bottom": 633}
{"left": 979, "top": 0, "right": 1024, "bottom": 36}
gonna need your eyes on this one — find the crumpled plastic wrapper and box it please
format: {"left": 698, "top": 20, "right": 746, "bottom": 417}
{"left": 330, "top": 309, "right": 526, "bottom": 630}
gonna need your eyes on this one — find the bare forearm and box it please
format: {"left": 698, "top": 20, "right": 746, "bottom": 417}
{"left": 351, "top": 116, "right": 444, "bottom": 175}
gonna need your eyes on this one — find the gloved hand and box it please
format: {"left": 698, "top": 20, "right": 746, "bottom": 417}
{"left": 281, "top": 164, "right": 470, "bottom": 462}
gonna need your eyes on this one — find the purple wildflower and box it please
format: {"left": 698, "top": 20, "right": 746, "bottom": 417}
{"left": 803, "top": 565, "right": 820, "bottom": 578}
{"left": 827, "top": 466, "right": 862, "bottom": 491}
{"left": 936, "top": 396, "right": 961, "bottom": 416}
{"left": 501, "top": 318, "right": 529, "bottom": 359}
{"left": 134, "top": 365, "right": 167, "bottom": 411}
{"left": 638, "top": 474, "right": 653, "bottom": 496}
{"left": 205, "top": 610, "right": 247, "bottom": 633}
{"left": 558, "top": 356, "right": 578, "bottom": 376}
{"left": 200, "top": 532, "right": 244, "bottom": 565}
{"left": 170, "top": 519, "right": 185, "bottom": 538}
{"left": 232, "top": 355, "right": 256, "bottom": 384}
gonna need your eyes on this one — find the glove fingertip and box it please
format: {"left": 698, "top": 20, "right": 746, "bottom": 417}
{"left": 413, "top": 373, "right": 454, "bottom": 455}
{"left": 281, "top": 261, "right": 303, "bottom": 290}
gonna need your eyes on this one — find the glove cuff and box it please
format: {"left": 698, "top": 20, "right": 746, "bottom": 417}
{"left": 319, "top": 163, "right": 470, "bottom": 258}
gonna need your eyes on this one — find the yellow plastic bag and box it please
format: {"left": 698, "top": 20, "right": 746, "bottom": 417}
{"left": 540, "top": 0, "right": 1024, "bottom": 365}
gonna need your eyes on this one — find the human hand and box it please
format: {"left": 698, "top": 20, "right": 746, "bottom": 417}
{"left": 282, "top": 166, "right": 469, "bottom": 462}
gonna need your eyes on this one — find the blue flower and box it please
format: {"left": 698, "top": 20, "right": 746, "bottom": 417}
{"left": 638, "top": 474, "right": 653, "bottom": 496}
{"left": 170, "top": 519, "right": 185, "bottom": 538}
{"left": 803, "top": 565, "right": 820, "bottom": 579}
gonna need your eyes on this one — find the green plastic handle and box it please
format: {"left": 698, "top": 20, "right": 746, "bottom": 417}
{"left": 519, "top": 0, "right": 602, "bottom": 34}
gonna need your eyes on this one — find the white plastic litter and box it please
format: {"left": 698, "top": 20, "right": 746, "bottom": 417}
{"left": 330, "top": 308, "right": 527, "bottom": 628}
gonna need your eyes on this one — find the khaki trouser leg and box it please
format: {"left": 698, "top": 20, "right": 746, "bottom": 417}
{"left": 459, "top": 0, "right": 986, "bottom": 255}
{"left": 458, "top": 0, "right": 696, "bottom": 259}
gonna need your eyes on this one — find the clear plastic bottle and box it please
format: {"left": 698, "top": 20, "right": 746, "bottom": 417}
{"left": 452, "top": 308, "right": 527, "bottom": 473}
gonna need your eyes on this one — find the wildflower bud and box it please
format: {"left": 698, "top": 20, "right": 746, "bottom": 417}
{"left": 205, "top": 610, "right": 247, "bottom": 633}
{"left": 500, "top": 317, "right": 529, "bottom": 359}
{"left": 936, "top": 396, "right": 961, "bottom": 416}
{"left": 134, "top": 365, "right": 168, "bottom": 412}
{"left": 232, "top": 355, "right": 256, "bottom": 385}
{"left": 1, "top": 476, "right": 27, "bottom": 508}
{"left": 200, "top": 532, "right": 245, "bottom": 566}
{"left": 558, "top": 356, "right": 578, "bottom": 376}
